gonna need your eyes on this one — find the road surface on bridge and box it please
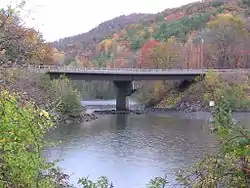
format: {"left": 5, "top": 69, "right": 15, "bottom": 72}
{"left": 27, "top": 65, "right": 250, "bottom": 81}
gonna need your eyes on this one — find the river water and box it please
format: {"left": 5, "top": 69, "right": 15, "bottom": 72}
{"left": 44, "top": 101, "right": 250, "bottom": 188}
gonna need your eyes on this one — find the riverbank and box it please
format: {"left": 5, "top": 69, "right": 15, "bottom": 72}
{"left": 148, "top": 103, "right": 250, "bottom": 113}
{"left": 148, "top": 101, "right": 205, "bottom": 113}
{"left": 145, "top": 72, "right": 250, "bottom": 113}
{"left": 1, "top": 69, "right": 99, "bottom": 125}
{"left": 56, "top": 111, "right": 98, "bottom": 124}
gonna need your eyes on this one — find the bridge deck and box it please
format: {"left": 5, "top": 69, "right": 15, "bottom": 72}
{"left": 28, "top": 66, "right": 250, "bottom": 75}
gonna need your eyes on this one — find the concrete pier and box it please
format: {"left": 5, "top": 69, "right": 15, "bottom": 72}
{"left": 113, "top": 81, "right": 136, "bottom": 111}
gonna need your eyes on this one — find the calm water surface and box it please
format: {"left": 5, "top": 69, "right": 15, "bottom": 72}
{"left": 44, "top": 110, "right": 250, "bottom": 188}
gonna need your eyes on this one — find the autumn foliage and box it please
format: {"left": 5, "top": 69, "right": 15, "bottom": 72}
{"left": 139, "top": 39, "right": 160, "bottom": 68}
{"left": 0, "top": 4, "right": 54, "bottom": 67}
{"left": 49, "top": 0, "right": 250, "bottom": 70}
{"left": 2, "top": 0, "right": 250, "bottom": 70}
{"left": 164, "top": 11, "right": 186, "bottom": 22}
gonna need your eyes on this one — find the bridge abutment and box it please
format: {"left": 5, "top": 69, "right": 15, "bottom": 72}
{"left": 113, "top": 81, "right": 136, "bottom": 111}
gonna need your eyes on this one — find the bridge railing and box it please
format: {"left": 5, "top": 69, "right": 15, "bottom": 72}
{"left": 28, "top": 65, "right": 196, "bottom": 72}
{"left": 28, "top": 65, "right": 198, "bottom": 73}
{"left": 27, "top": 65, "right": 250, "bottom": 73}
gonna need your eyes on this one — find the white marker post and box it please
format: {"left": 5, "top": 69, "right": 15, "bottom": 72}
{"left": 209, "top": 101, "right": 215, "bottom": 118}
{"left": 209, "top": 101, "right": 215, "bottom": 107}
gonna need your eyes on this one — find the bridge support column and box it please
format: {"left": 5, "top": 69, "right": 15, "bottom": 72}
{"left": 113, "top": 81, "right": 134, "bottom": 111}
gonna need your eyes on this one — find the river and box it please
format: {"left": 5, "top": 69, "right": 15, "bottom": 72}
{"left": 44, "top": 100, "right": 250, "bottom": 188}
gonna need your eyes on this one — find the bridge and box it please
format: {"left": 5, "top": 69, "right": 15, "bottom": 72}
{"left": 28, "top": 65, "right": 250, "bottom": 111}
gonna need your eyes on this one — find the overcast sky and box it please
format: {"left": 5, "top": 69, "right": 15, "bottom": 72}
{"left": 1, "top": 0, "right": 199, "bottom": 41}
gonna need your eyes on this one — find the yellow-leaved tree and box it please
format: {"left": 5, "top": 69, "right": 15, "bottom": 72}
{"left": 149, "top": 37, "right": 182, "bottom": 69}
{"left": 203, "top": 13, "right": 250, "bottom": 68}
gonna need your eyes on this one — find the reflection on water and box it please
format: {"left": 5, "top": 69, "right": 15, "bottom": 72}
{"left": 115, "top": 114, "right": 128, "bottom": 131}
{"left": 44, "top": 112, "right": 250, "bottom": 188}
{"left": 83, "top": 99, "right": 142, "bottom": 113}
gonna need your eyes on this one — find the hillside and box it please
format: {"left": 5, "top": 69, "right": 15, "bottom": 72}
{"left": 49, "top": 0, "right": 250, "bottom": 111}
{"left": 51, "top": 13, "right": 153, "bottom": 57}
{"left": 50, "top": 0, "right": 250, "bottom": 67}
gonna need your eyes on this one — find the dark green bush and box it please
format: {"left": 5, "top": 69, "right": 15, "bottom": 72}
{"left": 211, "top": 0, "right": 224, "bottom": 7}
{"left": 242, "top": 0, "right": 250, "bottom": 7}
{"left": 60, "top": 89, "right": 82, "bottom": 117}
{"left": 39, "top": 73, "right": 52, "bottom": 90}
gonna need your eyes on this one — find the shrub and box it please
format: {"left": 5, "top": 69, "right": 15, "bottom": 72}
{"left": 0, "top": 90, "right": 56, "bottom": 187}
{"left": 38, "top": 73, "right": 52, "bottom": 90}
{"left": 60, "top": 89, "right": 82, "bottom": 117}
{"left": 52, "top": 75, "right": 83, "bottom": 116}
{"left": 173, "top": 96, "right": 250, "bottom": 187}
{"left": 204, "top": 71, "right": 250, "bottom": 110}
{"left": 38, "top": 74, "right": 83, "bottom": 116}
{"left": 78, "top": 176, "right": 113, "bottom": 188}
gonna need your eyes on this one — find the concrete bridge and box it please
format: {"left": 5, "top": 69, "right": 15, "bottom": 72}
{"left": 28, "top": 65, "right": 250, "bottom": 111}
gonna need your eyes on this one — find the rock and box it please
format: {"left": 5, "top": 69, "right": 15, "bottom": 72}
{"left": 151, "top": 99, "right": 206, "bottom": 113}
{"left": 65, "top": 119, "right": 73, "bottom": 124}
{"left": 80, "top": 112, "right": 98, "bottom": 122}
{"left": 56, "top": 111, "right": 98, "bottom": 125}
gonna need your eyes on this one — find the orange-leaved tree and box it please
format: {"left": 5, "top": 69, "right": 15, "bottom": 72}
{"left": 0, "top": 1, "right": 51, "bottom": 67}
{"left": 139, "top": 39, "right": 160, "bottom": 68}
{"left": 44, "top": 47, "right": 65, "bottom": 65}
{"left": 148, "top": 37, "right": 182, "bottom": 69}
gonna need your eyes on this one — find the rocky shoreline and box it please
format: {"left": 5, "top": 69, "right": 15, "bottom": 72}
{"left": 148, "top": 101, "right": 250, "bottom": 113}
{"left": 52, "top": 111, "right": 98, "bottom": 124}
{"left": 94, "top": 109, "right": 143, "bottom": 115}
{"left": 51, "top": 100, "right": 250, "bottom": 125}
{"left": 149, "top": 101, "right": 206, "bottom": 113}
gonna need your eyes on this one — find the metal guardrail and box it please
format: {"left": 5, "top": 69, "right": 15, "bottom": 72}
{"left": 27, "top": 65, "right": 250, "bottom": 74}
{"left": 27, "top": 65, "right": 197, "bottom": 73}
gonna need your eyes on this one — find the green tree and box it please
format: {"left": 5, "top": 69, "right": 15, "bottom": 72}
{"left": 52, "top": 75, "right": 83, "bottom": 117}
{"left": 155, "top": 14, "right": 165, "bottom": 22}
{"left": 60, "top": 89, "right": 82, "bottom": 117}
{"left": 211, "top": 0, "right": 224, "bottom": 7}
{"left": 153, "top": 13, "right": 210, "bottom": 42}
{"left": 130, "top": 36, "right": 145, "bottom": 50}
{"left": 38, "top": 74, "right": 83, "bottom": 116}
{"left": 0, "top": 90, "right": 56, "bottom": 187}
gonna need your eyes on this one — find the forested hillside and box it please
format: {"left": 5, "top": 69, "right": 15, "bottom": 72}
{"left": 51, "top": 13, "right": 153, "bottom": 62}
{"left": 50, "top": 0, "right": 250, "bottom": 69}
{"left": 47, "top": 0, "right": 250, "bottom": 105}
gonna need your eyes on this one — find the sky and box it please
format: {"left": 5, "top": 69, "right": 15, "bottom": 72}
{"left": 0, "top": 0, "right": 199, "bottom": 42}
